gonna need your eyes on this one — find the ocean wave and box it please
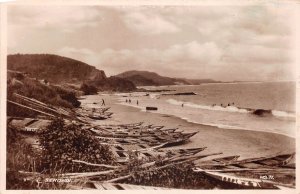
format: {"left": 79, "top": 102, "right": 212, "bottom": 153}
{"left": 116, "top": 98, "right": 295, "bottom": 138}
{"left": 178, "top": 119, "right": 294, "bottom": 138}
{"left": 166, "top": 99, "right": 295, "bottom": 118}
{"left": 271, "top": 110, "right": 295, "bottom": 118}
{"left": 149, "top": 94, "right": 160, "bottom": 99}
{"left": 166, "top": 99, "right": 249, "bottom": 113}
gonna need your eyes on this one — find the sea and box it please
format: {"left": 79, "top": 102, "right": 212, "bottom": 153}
{"left": 116, "top": 81, "right": 296, "bottom": 138}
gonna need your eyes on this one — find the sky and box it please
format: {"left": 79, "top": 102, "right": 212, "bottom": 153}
{"left": 7, "top": 4, "right": 298, "bottom": 81}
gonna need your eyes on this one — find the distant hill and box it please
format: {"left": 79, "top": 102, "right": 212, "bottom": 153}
{"left": 116, "top": 70, "right": 220, "bottom": 86}
{"left": 116, "top": 70, "right": 190, "bottom": 86}
{"left": 85, "top": 76, "right": 136, "bottom": 92}
{"left": 7, "top": 54, "right": 136, "bottom": 92}
{"left": 184, "top": 79, "right": 220, "bottom": 85}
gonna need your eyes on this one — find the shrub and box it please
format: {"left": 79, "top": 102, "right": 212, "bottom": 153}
{"left": 80, "top": 83, "right": 98, "bottom": 95}
{"left": 39, "top": 118, "right": 115, "bottom": 173}
{"left": 123, "top": 163, "right": 217, "bottom": 189}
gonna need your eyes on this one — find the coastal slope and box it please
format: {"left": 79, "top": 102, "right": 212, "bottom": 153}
{"left": 7, "top": 54, "right": 136, "bottom": 92}
{"left": 8, "top": 54, "right": 107, "bottom": 83}
{"left": 116, "top": 70, "right": 220, "bottom": 86}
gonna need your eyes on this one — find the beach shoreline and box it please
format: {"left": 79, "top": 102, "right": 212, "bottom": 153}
{"left": 80, "top": 94, "right": 295, "bottom": 161}
{"left": 116, "top": 101, "right": 295, "bottom": 138}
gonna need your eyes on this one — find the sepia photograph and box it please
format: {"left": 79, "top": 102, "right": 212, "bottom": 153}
{"left": 1, "top": 0, "right": 299, "bottom": 191}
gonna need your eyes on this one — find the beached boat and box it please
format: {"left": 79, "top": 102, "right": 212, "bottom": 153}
{"left": 8, "top": 117, "right": 51, "bottom": 133}
{"left": 88, "top": 113, "right": 113, "bottom": 120}
{"left": 91, "top": 126, "right": 197, "bottom": 147}
{"left": 90, "top": 124, "right": 196, "bottom": 138}
{"left": 77, "top": 107, "right": 111, "bottom": 114}
{"left": 112, "top": 146, "right": 207, "bottom": 164}
{"left": 67, "top": 182, "right": 171, "bottom": 190}
{"left": 211, "top": 153, "right": 295, "bottom": 168}
{"left": 193, "top": 167, "right": 279, "bottom": 189}
{"left": 212, "top": 155, "right": 240, "bottom": 164}
{"left": 195, "top": 153, "right": 296, "bottom": 189}
{"left": 75, "top": 107, "right": 113, "bottom": 121}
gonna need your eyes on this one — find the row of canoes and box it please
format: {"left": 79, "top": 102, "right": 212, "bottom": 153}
{"left": 84, "top": 123, "right": 200, "bottom": 164}
{"left": 78, "top": 121, "right": 296, "bottom": 189}
{"left": 76, "top": 107, "right": 113, "bottom": 120}
{"left": 87, "top": 124, "right": 198, "bottom": 147}
{"left": 112, "top": 146, "right": 207, "bottom": 164}
{"left": 193, "top": 153, "right": 295, "bottom": 189}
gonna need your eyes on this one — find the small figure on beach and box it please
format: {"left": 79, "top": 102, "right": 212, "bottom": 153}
{"left": 137, "top": 100, "right": 139, "bottom": 105}
{"left": 101, "top": 99, "right": 105, "bottom": 106}
{"left": 228, "top": 103, "right": 230, "bottom": 106}
{"left": 182, "top": 103, "right": 184, "bottom": 107}
{"left": 126, "top": 99, "right": 128, "bottom": 103}
{"left": 129, "top": 99, "right": 131, "bottom": 103}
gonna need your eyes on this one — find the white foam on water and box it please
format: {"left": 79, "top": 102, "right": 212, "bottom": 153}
{"left": 149, "top": 93, "right": 160, "bottom": 99}
{"left": 114, "top": 93, "right": 131, "bottom": 96}
{"left": 166, "top": 98, "right": 295, "bottom": 119}
{"left": 169, "top": 116, "right": 294, "bottom": 138}
{"left": 271, "top": 110, "right": 295, "bottom": 118}
{"left": 117, "top": 99, "right": 295, "bottom": 138}
{"left": 166, "top": 99, "right": 249, "bottom": 113}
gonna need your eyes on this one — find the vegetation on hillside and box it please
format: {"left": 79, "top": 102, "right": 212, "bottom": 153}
{"left": 8, "top": 54, "right": 106, "bottom": 83}
{"left": 7, "top": 71, "right": 81, "bottom": 117}
{"left": 80, "top": 83, "right": 98, "bottom": 95}
{"left": 7, "top": 54, "right": 137, "bottom": 92}
{"left": 116, "top": 70, "right": 221, "bottom": 86}
{"left": 85, "top": 76, "right": 136, "bottom": 92}
{"left": 116, "top": 70, "right": 182, "bottom": 86}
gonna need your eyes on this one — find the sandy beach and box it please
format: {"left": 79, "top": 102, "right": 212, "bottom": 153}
{"left": 81, "top": 93, "right": 295, "bottom": 162}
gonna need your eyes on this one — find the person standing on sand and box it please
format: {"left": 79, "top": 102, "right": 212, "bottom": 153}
{"left": 137, "top": 100, "right": 139, "bottom": 105}
{"left": 129, "top": 99, "right": 131, "bottom": 103}
{"left": 101, "top": 99, "right": 105, "bottom": 106}
{"left": 182, "top": 103, "right": 184, "bottom": 107}
{"left": 126, "top": 99, "right": 128, "bottom": 103}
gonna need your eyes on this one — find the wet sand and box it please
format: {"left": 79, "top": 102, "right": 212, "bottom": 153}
{"left": 82, "top": 94, "right": 295, "bottom": 161}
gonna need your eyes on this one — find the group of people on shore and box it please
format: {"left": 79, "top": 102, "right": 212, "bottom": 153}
{"left": 126, "top": 99, "right": 139, "bottom": 105}
{"left": 212, "top": 102, "right": 235, "bottom": 108}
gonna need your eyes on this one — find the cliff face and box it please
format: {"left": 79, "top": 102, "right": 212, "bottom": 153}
{"left": 7, "top": 54, "right": 136, "bottom": 92}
